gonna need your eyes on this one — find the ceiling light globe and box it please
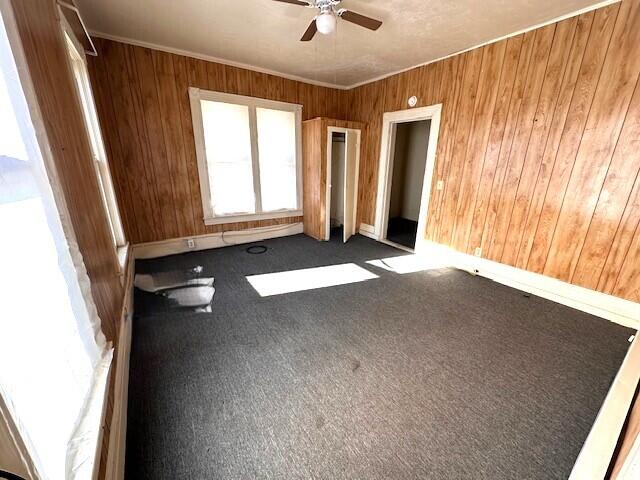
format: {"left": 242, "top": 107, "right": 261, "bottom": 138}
{"left": 316, "top": 12, "right": 336, "bottom": 35}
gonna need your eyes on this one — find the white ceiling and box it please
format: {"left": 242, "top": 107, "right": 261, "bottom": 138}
{"left": 75, "top": 0, "right": 612, "bottom": 88}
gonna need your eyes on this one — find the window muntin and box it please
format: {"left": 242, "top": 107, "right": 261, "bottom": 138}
{"left": 190, "top": 88, "right": 302, "bottom": 225}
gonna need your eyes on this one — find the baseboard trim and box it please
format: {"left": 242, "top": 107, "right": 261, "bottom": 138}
{"left": 570, "top": 334, "right": 640, "bottom": 479}
{"left": 104, "top": 253, "right": 134, "bottom": 480}
{"left": 358, "top": 223, "right": 377, "bottom": 240}
{"left": 418, "top": 240, "right": 639, "bottom": 330}
{"left": 133, "top": 222, "right": 304, "bottom": 259}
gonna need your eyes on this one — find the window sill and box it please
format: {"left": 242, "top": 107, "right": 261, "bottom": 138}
{"left": 204, "top": 210, "right": 302, "bottom": 226}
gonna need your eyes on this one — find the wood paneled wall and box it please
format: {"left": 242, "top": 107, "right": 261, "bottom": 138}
{"left": 348, "top": 0, "right": 640, "bottom": 303}
{"left": 10, "top": 0, "right": 129, "bottom": 477}
{"left": 87, "top": 38, "right": 348, "bottom": 244}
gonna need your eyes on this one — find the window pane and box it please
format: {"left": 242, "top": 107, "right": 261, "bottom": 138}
{"left": 0, "top": 58, "right": 27, "bottom": 161}
{"left": 201, "top": 100, "right": 255, "bottom": 216}
{"left": 1, "top": 15, "right": 106, "bottom": 478}
{"left": 256, "top": 108, "right": 297, "bottom": 212}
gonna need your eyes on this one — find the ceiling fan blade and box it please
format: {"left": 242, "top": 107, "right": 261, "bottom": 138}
{"left": 272, "top": 0, "right": 310, "bottom": 6}
{"left": 300, "top": 19, "right": 317, "bottom": 41}
{"left": 340, "top": 10, "right": 383, "bottom": 31}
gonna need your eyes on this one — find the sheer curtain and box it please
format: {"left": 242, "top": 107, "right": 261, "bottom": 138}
{"left": 0, "top": 3, "right": 112, "bottom": 479}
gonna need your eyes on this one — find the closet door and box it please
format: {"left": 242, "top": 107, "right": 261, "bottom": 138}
{"left": 343, "top": 130, "right": 359, "bottom": 242}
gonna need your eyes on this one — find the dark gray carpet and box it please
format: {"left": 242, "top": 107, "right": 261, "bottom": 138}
{"left": 127, "top": 233, "right": 632, "bottom": 479}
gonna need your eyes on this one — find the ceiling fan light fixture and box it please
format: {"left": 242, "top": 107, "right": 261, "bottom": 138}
{"left": 316, "top": 11, "right": 336, "bottom": 34}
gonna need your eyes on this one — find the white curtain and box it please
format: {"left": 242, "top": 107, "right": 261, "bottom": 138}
{"left": 0, "top": 2, "right": 112, "bottom": 479}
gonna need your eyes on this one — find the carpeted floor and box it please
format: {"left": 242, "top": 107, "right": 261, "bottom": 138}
{"left": 127, "top": 232, "right": 632, "bottom": 479}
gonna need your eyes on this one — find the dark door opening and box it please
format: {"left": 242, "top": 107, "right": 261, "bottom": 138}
{"left": 385, "top": 120, "right": 431, "bottom": 249}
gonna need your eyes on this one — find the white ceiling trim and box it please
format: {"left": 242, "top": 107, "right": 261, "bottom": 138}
{"left": 90, "top": 0, "right": 620, "bottom": 91}
{"left": 89, "top": 30, "right": 350, "bottom": 90}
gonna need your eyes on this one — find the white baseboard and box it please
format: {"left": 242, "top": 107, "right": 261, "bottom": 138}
{"left": 570, "top": 334, "right": 640, "bottom": 480}
{"left": 358, "top": 223, "right": 377, "bottom": 240}
{"left": 105, "top": 254, "right": 134, "bottom": 480}
{"left": 133, "top": 222, "right": 303, "bottom": 259}
{"left": 418, "top": 240, "right": 639, "bottom": 330}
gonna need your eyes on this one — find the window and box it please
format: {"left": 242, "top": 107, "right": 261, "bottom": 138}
{"left": 0, "top": 2, "right": 111, "bottom": 478}
{"left": 62, "top": 24, "right": 126, "bottom": 256}
{"left": 189, "top": 88, "right": 303, "bottom": 225}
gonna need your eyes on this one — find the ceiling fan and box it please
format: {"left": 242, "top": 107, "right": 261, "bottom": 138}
{"left": 273, "top": 0, "right": 383, "bottom": 41}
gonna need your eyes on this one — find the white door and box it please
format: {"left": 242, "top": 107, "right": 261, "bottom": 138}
{"left": 343, "top": 130, "right": 358, "bottom": 242}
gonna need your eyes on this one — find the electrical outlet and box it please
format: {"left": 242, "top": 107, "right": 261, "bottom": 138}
{"left": 474, "top": 247, "right": 482, "bottom": 257}
{"left": 187, "top": 238, "right": 195, "bottom": 249}
{"left": 436, "top": 180, "right": 444, "bottom": 191}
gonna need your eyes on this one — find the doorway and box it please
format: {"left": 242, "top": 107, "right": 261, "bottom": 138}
{"left": 386, "top": 120, "right": 430, "bottom": 249}
{"left": 375, "top": 104, "right": 442, "bottom": 252}
{"left": 326, "top": 127, "right": 360, "bottom": 242}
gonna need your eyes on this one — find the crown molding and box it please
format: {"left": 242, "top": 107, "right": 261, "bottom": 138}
{"left": 89, "top": 31, "right": 349, "bottom": 90}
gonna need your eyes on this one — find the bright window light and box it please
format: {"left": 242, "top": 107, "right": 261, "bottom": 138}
{"left": 256, "top": 107, "right": 297, "bottom": 212}
{"left": 0, "top": 7, "right": 110, "bottom": 479}
{"left": 201, "top": 100, "right": 256, "bottom": 216}
{"left": 247, "top": 263, "right": 379, "bottom": 297}
{"left": 366, "top": 255, "right": 451, "bottom": 274}
{"left": 190, "top": 88, "right": 302, "bottom": 225}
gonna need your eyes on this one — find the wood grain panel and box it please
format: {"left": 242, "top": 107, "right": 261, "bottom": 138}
{"left": 514, "top": 11, "right": 595, "bottom": 269}
{"left": 478, "top": 31, "right": 536, "bottom": 255}
{"left": 437, "top": 49, "right": 483, "bottom": 245}
{"left": 545, "top": 0, "right": 640, "bottom": 282}
{"left": 465, "top": 36, "right": 524, "bottom": 253}
{"left": 526, "top": 3, "right": 620, "bottom": 273}
{"left": 487, "top": 24, "right": 556, "bottom": 261}
{"left": 501, "top": 17, "right": 577, "bottom": 266}
{"left": 89, "top": 38, "right": 348, "bottom": 243}
{"left": 573, "top": 79, "right": 640, "bottom": 288}
{"left": 302, "top": 118, "right": 324, "bottom": 239}
{"left": 347, "top": 0, "right": 639, "bottom": 302}
{"left": 450, "top": 41, "right": 505, "bottom": 251}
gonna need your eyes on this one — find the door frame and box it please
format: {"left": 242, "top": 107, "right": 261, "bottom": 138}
{"left": 326, "top": 126, "right": 361, "bottom": 241}
{"left": 374, "top": 104, "right": 442, "bottom": 253}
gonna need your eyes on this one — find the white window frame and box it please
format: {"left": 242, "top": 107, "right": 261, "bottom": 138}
{"left": 60, "top": 14, "right": 127, "bottom": 269}
{"left": 189, "top": 88, "right": 303, "bottom": 225}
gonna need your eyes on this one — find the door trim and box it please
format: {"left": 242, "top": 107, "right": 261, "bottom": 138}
{"left": 374, "top": 104, "right": 442, "bottom": 253}
{"left": 326, "top": 126, "right": 361, "bottom": 241}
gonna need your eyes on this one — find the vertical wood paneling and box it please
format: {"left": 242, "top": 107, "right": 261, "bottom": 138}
{"left": 544, "top": 0, "right": 640, "bottom": 282}
{"left": 438, "top": 49, "right": 483, "bottom": 245}
{"left": 487, "top": 24, "right": 556, "bottom": 261}
{"left": 572, "top": 80, "right": 640, "bottom": 288}
{"left": 130, "top": 46, "right": 177, "bottom": 239}
{"left": 526, "top": 3, "right": 620, "bottom": 273}
{"left": 479, "top": 31, "right": 536, "bottom": 254}
{"left": 451, "top": 41, "right": 505, "bottom": 251}
{"left": 90, "top": 38, "right": 345, "bottom": 244}
{"left": 501, "top": 18, "right": 577, "bottom": 266}
{"left": 466, "top": 36, "right": 523, "bottom": 254}
{"left": 347, "top": 0, "right": 639, "bottom": 302}
{"left": 514, "top": 11, "right": 595, "bottom": 269}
